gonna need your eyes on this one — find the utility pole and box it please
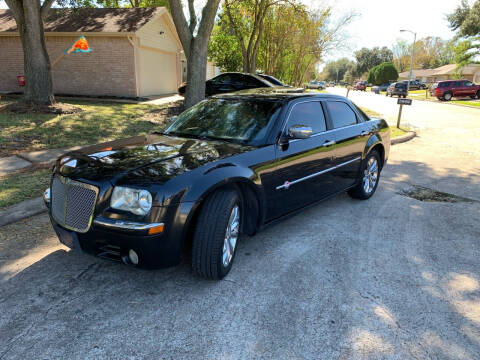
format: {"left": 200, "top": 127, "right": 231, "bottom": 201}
{"left": 400, "top": 29, "right": 417, "bottom": 94}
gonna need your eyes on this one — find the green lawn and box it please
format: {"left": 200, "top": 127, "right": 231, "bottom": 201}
{"left": 450, "top": 100, "right": 480, "bottom": 108}
{"left": 407, "top": 89, "right": 432, "bottom": 100}
{"left": 0, "top": 99, "right": 180, "bottom": 156}
{"left": 360, "top": 107, "right": 382, "bottom": 118}
{"left": 0, "top": 169, "right": 51, "bottom": 209}
{"left": 360, "top": 107, "right": 410, "bottom": 138}
{"left": 390, "top": 127, "right": 409, "bottom": 138}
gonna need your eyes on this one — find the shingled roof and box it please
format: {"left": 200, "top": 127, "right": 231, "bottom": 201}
{"left": 0, "top": 7, "right": 165, "bottom": 33}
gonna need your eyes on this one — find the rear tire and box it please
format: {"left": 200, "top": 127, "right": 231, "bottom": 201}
{"left": 192, "top": 189, "right": 241, "bottom": 280}
{"left": 443, "top": 92, "right": 452, "bottom": 101}
{"left": 348, "top": 151, "right": 381, "bottom": 200}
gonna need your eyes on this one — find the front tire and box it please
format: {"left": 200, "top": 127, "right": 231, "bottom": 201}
{"left": 192, "top": 189, "right": 241, "bottom": 280}
{"left": 348, "top": 151, "right": 381, "bottom": 200}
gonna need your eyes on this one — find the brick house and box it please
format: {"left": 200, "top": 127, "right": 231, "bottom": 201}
{"left": 399, "top": 64, "right": 480, "bottom": 84}
{"left": 0, "top": 8, "right": 185, "bottom": 97}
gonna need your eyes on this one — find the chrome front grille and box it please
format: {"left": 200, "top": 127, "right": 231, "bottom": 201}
{"left": 51, "top": 175, "right": 99, "bottom": 233}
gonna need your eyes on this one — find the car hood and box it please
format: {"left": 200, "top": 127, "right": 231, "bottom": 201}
{"left": 56, "top": 134, "right": 252, "bottom": 185}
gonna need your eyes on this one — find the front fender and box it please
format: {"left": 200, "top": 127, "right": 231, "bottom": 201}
{"left": 166, "top": 165, "right": 266, "bottom": 249}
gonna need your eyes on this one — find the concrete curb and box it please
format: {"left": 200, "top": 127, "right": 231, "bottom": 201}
{"left": 391, "top": 131, "right": 416, "bottom": 145}
{"left": 0, "top": 197, "right": 47, "bottom": 227}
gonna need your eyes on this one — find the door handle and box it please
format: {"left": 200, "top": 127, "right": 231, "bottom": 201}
{"left": 361, "top": 130, "right": 369, "bottom": 136}
{"left": 323, "top": 140, "right": 336, "bottom": 147}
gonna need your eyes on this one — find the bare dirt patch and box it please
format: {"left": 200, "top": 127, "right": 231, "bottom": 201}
{"left": 399, "top": 185, "right": 476, "bottom": 203}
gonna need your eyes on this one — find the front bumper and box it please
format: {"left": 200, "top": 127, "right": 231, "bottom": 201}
{"left": 50, "top": 212, "right": 184, "bottom": 269}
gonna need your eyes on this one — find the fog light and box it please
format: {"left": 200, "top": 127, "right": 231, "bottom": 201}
{"left": 128, "top": 249, "right": 139, "bottom": 265}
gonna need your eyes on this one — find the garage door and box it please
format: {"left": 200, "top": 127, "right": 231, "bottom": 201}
{"left": 139, "top": 48, "right": 177, "bottom": 96}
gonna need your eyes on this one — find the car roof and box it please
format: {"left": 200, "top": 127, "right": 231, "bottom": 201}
{"left": 213, "top": 72, "right": 274, "bottom": 86}
{"left": 212, "top": 88, "right": 349, "bottom": 102}
{"left": 437, "top": 79, "right": 467, "bottom": 82}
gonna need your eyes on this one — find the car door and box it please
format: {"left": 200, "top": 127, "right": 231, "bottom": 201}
{"left": 323, "top": 100, "right": 370, "bottom": 193}
{"left": 452, "top": 81, "right": 463, "bottom": 97}
{"left": 268, "top": 101, "right": 336, "bottom": 219}
{"left": 463, "top": 81, "right": 475, "bottom": 96}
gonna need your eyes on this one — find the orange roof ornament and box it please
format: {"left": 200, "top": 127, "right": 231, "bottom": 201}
{"left": 51, "top": 35, "right": 92, "bottom": 68}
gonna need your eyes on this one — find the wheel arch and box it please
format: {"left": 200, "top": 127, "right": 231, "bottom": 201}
{"left": 180, "top": 176, "right": 265, "bottom": 253}
{"left": 364, "top": 137, "right": 385, "bottom": 169}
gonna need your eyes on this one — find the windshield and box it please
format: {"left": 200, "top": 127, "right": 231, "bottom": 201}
{"left": 165, "top": 98, "right": 282, "bottom": 146}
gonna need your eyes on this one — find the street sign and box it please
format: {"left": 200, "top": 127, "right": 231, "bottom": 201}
{"left": 397, "top": 98, "right": 412, "bottom": 105}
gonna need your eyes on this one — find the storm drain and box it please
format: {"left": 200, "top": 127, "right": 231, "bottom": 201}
{"left": 398, "top": 185, "right": 476, "bottom": 203}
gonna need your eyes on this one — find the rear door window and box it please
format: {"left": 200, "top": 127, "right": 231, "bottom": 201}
{"left": 243, "top": 75, "right": 265, "bottom": 87}
{"left": 326, "top": 101, "right": 358, "bottom": 129}
{"left": 453, "top": 81, "right": 461, "bottom": 87}
{"left": 286, "top": 102, "right": 327, "bottom": 134}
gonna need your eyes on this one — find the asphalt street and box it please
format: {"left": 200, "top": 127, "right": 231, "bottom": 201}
{"left": 1, "top": 93, "right": 479, "bottom": 359}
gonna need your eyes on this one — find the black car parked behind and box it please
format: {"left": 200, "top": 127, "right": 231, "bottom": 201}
{"left": 178, "top": 72, "right": 275, "bottom": 97}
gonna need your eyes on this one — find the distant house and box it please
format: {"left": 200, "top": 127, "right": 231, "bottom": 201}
{"left": 0, "top": 8, "right": 185, "bottom": 97}
{"left": 399, "top": 64, "right": 480, "bottom": 84}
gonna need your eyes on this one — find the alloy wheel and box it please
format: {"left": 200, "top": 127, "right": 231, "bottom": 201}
{"left": 363, "top": 157, "right": 378, "bottom": 194}
{"left": 222, "top": 205, "right": 240, "bottom": 267}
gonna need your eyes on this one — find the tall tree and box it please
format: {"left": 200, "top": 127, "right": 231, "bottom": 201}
{"left": 319, "top": 58, "right": 356, "bottom": 82}
{"left": 5, "top": 0, "right": 56, "bottom": 105}
{"left": 391, "top": 39, "right": 410, "bottom": 72}
{"left": 168, "top": 0, "right": 221, "bottom": 108}
{"left": 354, "top": 46, "right": 393, "bottom": 76}
{"left": 224, "top": 0, "right": 294, "bottom": 73}
{"left": 448, "top": 0, "right": 480, "bottom": 66}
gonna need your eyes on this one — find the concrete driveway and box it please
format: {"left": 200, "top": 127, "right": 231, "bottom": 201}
{"left": 1, "top": 93, "right": 479, "bottom": 359}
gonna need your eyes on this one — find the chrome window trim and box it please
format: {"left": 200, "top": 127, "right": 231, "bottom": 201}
{"left": 286, "top": 123, "right": 364, "bottom": 144}
{"left": 276, "top": 156, "right": 361, "bottom": 190}
{"left": 280, "top": 99, "right": 327, "bottom": 136}
{"left": 93, "top": 217, "right": 164, "bottom": 231}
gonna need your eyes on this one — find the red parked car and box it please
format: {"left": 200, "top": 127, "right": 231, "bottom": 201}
{"left": 430, "top": 80, "right": 480, "bottom": 101}
{"left": 354, "top": 81, "right": 366, "bottom": 91}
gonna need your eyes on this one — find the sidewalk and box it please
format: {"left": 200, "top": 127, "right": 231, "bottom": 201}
{"left": 0, "top": 147, "right": 80, "bottom": 176}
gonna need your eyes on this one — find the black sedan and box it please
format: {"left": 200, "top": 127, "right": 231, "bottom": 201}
{"left": 44, "top": 89, "right": 390, "bottom": 280}
{"left": 178, "top": 72, "right": 275, "bottom": 97}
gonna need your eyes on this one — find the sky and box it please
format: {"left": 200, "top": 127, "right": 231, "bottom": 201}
{"left": 0, "top": 0, "right": 473, "bottom": 63}
{"left": 303, "top": 0, "right": 473, "bottom": 63}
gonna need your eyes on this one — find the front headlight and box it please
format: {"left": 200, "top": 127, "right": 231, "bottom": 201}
{"left": 110, "top": 187, "right": 152, "bottom": 216}
{"left": 43, "top": 188, "right": 51, "bottom": 203}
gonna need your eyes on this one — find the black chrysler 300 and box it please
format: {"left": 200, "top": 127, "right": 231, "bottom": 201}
{"left": 44, "top": 89, "right": 390, "bottom": 279}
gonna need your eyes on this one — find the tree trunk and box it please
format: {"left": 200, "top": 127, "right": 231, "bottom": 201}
{"left": 8, "top": 0, "right": 54, "bottom": 105}
{"left": 184, "top": 42, "right": 208, "bottom": 108}
{"left": 168, "top": 0, "right": 220, "bottom": 108}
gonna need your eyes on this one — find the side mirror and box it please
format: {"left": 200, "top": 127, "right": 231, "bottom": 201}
{"left": 288, "top": 125, "right": 312, "bottom": 139}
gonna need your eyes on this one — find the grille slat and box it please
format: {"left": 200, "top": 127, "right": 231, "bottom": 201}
{"left": 51, "top": 176, "right": 98, "bottom": 233}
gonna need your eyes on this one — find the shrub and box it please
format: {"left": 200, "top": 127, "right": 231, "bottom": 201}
{"left": 369, "top": 62, "right": 399, "bottom": 85}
